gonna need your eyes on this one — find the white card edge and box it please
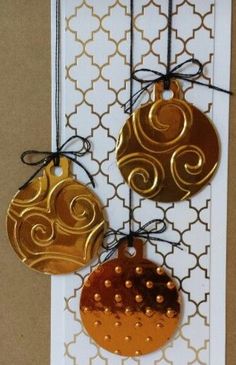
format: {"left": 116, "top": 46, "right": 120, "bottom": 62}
{"left": 210, "top": 0, "right": 232, "bottom": 364}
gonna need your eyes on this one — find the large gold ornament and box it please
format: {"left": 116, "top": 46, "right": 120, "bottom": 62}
{"left": 116, "top": 80, "right": 219, "bottom": 202}
{"left": 6, "top": 157, "right": 105, "bottom": 275}
{"left": 80, "top": 238, "right": 180, "bottom": 356}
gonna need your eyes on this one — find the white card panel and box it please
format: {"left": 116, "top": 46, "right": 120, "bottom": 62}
{"left": 51, "top": 1, "right": 231, "bottom": 364}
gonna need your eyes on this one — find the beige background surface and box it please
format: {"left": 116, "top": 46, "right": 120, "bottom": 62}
{"left": 0, "top": 2, "right": 51, "bottom": 365}
{"left": 0, "top": 1, "right": 234, "bottom": 364}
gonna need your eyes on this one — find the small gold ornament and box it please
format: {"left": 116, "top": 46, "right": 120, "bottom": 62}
{"left": 6, "top": 157, "right": 105, "bottom": 275}
{"left": 116, "top": 80, "right": 219, "bottom": 202}
{"left": 80, "top": 238, "right": 180, "bottom": 356}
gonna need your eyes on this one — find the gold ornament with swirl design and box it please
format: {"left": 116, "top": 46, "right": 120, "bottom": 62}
{"left": 116, "top": 80, "right": 220, "bottom": 202}
{"left": 6, "top": 157, "right": 106, "bottom": 274}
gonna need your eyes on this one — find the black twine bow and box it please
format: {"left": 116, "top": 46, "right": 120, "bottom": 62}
{"left": 20, "top": 135, "right": 95, "bottom": 190}
{"left": 123, "top": 58, "right": 233, "bottom": 114}
{"left": 102, "top": 219, "right": 182, "bottom": 262}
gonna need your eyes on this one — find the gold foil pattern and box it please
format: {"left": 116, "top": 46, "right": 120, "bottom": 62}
{"left": 116, "top": 80, "right": 220, "bottom": 202}
{"left": 80, "top": 238, "right": 180, "bottom": 356}
{"left": 6, "top": 157, "right": 105, "bottom": 274}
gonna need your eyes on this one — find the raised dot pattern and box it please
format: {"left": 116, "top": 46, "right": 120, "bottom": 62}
{"left": 80, "top": 258, "right": 180, "bottom": 356}
{"left": 91, "top": 265, "right": 177, "bottom": 313}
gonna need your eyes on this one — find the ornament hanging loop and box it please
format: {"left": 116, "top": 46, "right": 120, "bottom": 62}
{"left": 154, "top": 79, "right": 182, "bottom": 101}
{"left": 118, "top": 237, "right": 143, "bottom": 260}
{"left": 102, "top": 219, "right": 182, "bottom": 262}
{"left": 123, "top": 58, "right": 231, "bottom": 114}
{"left": 19, "top": 135, "right": 95, "bottom": 189}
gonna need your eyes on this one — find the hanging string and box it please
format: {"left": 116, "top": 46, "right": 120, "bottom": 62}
{"left": 166, "top": 0, "right": 173, "bottom": 87}
{"left": 102, "top": 0, "right": 180, "bottom": 260}
{"left": 55, "top": 0, "right": 61, "bottom": 153}
{"left": 19, "top": 0, "right": 94, "bottom": 189}
{"left": 123, "top": 0, "right": 232, "bottom": 114}
{"left": 102, "top": 219, "right": 182, "bottom": 262}
{"left": 127, "top": 0, "right": 134, "bottom": 247}
{"left": 19, "top": 136, "right": 95, "bottom": 189}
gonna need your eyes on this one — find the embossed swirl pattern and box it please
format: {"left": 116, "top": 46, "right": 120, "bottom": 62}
{"left": 7, "top": 167, "right": 105, "bottom": 274}
{"left": 134, "top": 100, "right": 193, "bottom": 152}
{"left": 117, "top": 95, "right": 219, "bottom": 202}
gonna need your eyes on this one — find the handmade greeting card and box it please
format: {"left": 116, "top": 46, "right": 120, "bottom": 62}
{"left": 40, "top": 0, "right": 232, "bottom": 364}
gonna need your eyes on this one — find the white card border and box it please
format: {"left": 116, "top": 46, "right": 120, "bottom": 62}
{"left": 210, "top": 0, "right": 232, "bottom": 364}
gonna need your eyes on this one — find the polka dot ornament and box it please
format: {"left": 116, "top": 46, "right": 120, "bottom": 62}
{"left": 80, "top": 238, "right": 180, "bottom": 356}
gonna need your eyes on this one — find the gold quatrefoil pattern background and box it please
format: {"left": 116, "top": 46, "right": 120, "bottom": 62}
{"left": 56, "top": 1, "right": 218, "bottom": 364}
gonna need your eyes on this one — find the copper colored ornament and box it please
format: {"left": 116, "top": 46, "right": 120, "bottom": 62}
{"left": 80, "top": 238, "right": 180, "bottom": 356}
{"left": 6, "top": 157, "right": 105, "bottom": 275}
{"left": 116, "top": 80, "right": 219, "bottom": 202}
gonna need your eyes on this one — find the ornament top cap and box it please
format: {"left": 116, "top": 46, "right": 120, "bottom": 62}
{"left": 153, "top": 79, "right": 183, "bottom": 102}
{"left": 118, "top": 237, "right": 144, "bottom": 260}
{"left": 44, "top": 156, "right": 71, "bottom": 186}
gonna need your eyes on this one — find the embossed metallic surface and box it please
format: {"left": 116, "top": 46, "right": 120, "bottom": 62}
{"left": 80, "top": 239, "right": 180, "bottom": 356}
{"left": 6, "top": 157, "right": 105, "bottom": 274}
{"left": 116, "top": 80, "right": 220, "bottom": 202}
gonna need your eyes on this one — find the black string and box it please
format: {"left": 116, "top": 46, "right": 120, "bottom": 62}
{"left": 20, "top": 0, "right": 94, "bottom": 189}
{"left": 128, "top": 0, "right": 134, "bottom": 247}
{"left": 123, "top": 0, "right": 232, "bottom": 114}
{"left": 55, "top": 0, "right": 61, "bottom": 152}
{"left": 166, "top": 0, "right": 173, "bottom": 88}
{"left": 102, "top": 219, "right": 182, "bottom": 262}
{"left": 19, "top": 136, "right": 95, "bottom": 190}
